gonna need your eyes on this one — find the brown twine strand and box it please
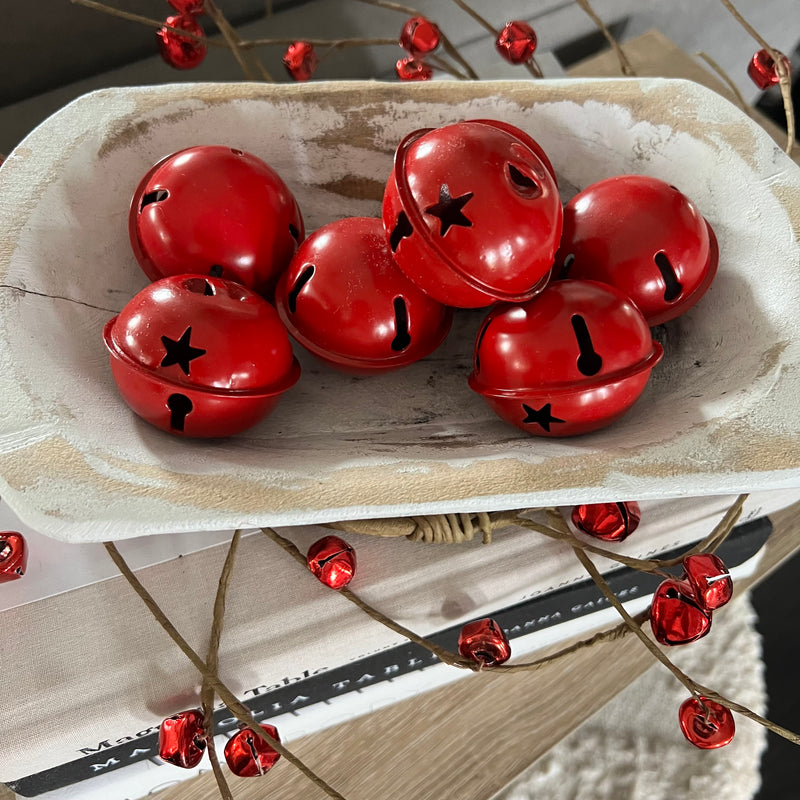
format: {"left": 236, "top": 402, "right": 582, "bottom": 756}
{"left": 574, "top": 0, "right": 636, "bottom": 76}
{"left": 103, "top": 541, "right": 349, "bottom": 800}
{"left": 204, "top": 0, "right": 262, "bottom": 81}
{"left": 695, "top": 51, "right": 754, "bottom": 117}
{"left": 405, "top": 511, "right": 494, "bottom": 543}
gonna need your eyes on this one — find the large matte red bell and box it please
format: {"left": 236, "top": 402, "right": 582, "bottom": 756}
{"left": 223, "top": 724, "right": 281, "bottom": 777}
{"left": 275, "top": 217, "right": 452, "bottom": 373}
{"left": 555, "top": 175, "right": 718, "bottom": 325}
{"left": 747, "top": 48, "right": 791, "bottom": 90}
{"left": 158, "top": 709, "right": 206, "bottom": 768}
{"left": 458, "top": 618, "right": 511, "bottom": 666}
{"left": 103, "top": 275, "right": 300, "bottom": 437}
{"left": 683, "top": 553, "right": 733, "bottom": 612}
{"left": 571, "top": 501, "right": 641, "bottom": 542}
{"left": 383, "top": 120, "right": 562, "bottom": 308}
{"left": 469, "top": 280, "right": 663, "bottom": 436}
{"left": 678, "top": 696, "right": 735, "bottom": 749}
{"left": 650, "top": 579, "right": 712, "bottom": 645}
{"left": 0, "top": 532, "right": 27, "bottom": 583}
{"left": 307, "top": 535, "right": 356, "bottom": 589}
{"left": 129, "top": 145, "right": 304, "bottom": 296}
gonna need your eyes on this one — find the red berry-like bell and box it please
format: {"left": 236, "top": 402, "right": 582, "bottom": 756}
{"left": 399, "top": 16, "right": 441, "bottom": 56}
{"left": 470, "top": 280, "right": 663, "bottom": 436}
{"left": 650, "top": 579, "right": 712, "bottom": 645}
{"left": 396, "top": 57, "right": 433, "bottom": 81}
{"left": 0, "top": 532, "right": 27, "bottom": 583}
{"left": 103, "top": 275, "right": 300, "bottom": 438}
{"left": 383, "top": 119, "right": 562, "bottom": 308}
{"left": 129, "top": 145, "right": 304, "bottom": 296}
{"left": 683, "top": 553, "right": 733, "bottom": 611}
{"left": 678, "top": 696, "right": 735, "bottom": 749}
{"left": 168, "top": 0, "right": 204, "bottom": 14}
{"left": 224, "top": 724, "right": 281, "bottom": 777}
{"left": 283, "top": 41, "right": 319, "bottom": 82}
{"left": 157, "top": 14, "right": 206, "bottom": 70}
{"left": 571, "top": 502, "right": 641, "bottom": 542}
{"left": 556, "top": 175, "right": 718, "bottom": 326}
{"left": 495, "top": 20, "right": 537, "bottom": 65}
{"left": 307, "top": 535, "right": 356, "bottom": 590}
{"left": 159, "top": 709, "right": 206, "bottom": 768}
{"left": 458, "top": 618, "right": 511, "bottom": 666}
{"left": 747, "top": 48, "right": 791, "bottom": 90}
{"left": 275, "top": 217, "right": 452, "bottom": 373}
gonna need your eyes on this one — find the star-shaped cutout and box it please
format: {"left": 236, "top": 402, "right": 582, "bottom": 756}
{"left": 424, "top": 184, "right": 473, "bottom": 237}
{"left": 160, "top": 326, "right": 206, "bottom": 376}
{"left": 522, "top": 403, "right": 566, "bottom": 432}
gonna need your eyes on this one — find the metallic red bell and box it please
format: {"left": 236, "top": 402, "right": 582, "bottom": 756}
{"left": 104, "top": 275, "right": 300, "bottom": 438}
{"left": 396, "top": 57, "right": 433, "bottom": 81}
{"left": 383, "top": 119, "right": 562, "bottom": 308}
{"left": 683, "top": 553, "right": 733, "bottom": 612}
{"left": 458, "top": 618, "right": 511, "bottom": 666}
{"left": 275, "top": 217, "right": 452, "bottom": 373}
{"left": 157, "top": 14, "right": 206, "bottom": 70}
{"left": 571, "top": 501, "right": 641, "bottom": 542}
{"left": 159, "top": 709, "right": 206, "bottom": 768}
{"left": 650, "top": 579, "right": 712, "bottom": 646}
{"left": 555, "top": 175, "right": 718, "bottom": 326}
{"left": 168, "top": 0, "right": 204, "bottom": 14}
{"left": 399, "top": 16, "right": 441, "bottom": 56}
{"left": 129, "top": 145, "right": 304, "bottom": 296}
{"left": 283, "top": 41, "right": 319, "bottom": 82}
{"left": 678, "top": 696, "right": 735, "bottom": 749}
{"left": 495, "top": 20, "right": 537, "bottom": 65}
{"left": 469, "top": 280, "right": 663, "bottom": 437}
{"left": 223, "top": 724, "right": 281, "bottom": 777}
{"left": 747, "top": 48, "right": 791, "bottom": 90}
{"left": 307, "top": 535, "right": 356, "bottom": 590}
{"left": 0, "top": 532, "right": 27, "bottom": 583}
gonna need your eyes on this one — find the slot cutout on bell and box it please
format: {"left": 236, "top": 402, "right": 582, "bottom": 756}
{"left": 230, "top": 148, "right": 244, "bottom": 155}
{"left": 288, "top": 265, "right": 315, "bottom": 313}
{"left": 209, "top": 265, "right": 224, "bottom": 278}
{"left": 140, "top": 189, "right": 168, "bottom": 210}
{"left": 571, "top": 314, "right": 603, "bottom": 376}
{"left": 391, "top": 296, "right": 411, "bottom": 351}
{"left": 507, "top": 163, "right": 541, "bottom": 198}
{"left": 474, "top": 318, "right": 492, "bottom": 373}
{"left": 289, "top": 223, "right": 301, "bottom": 242}
{"left": 0, "top": 540, "right": 11, "bottom": 560}
{"left": 389, "top": 211, "right": 414, "bottom": 252}
{"left": 167, "top": 393, "right": 193, "bottom": 431}
{"left": 184, "top": 278, "right": 216, "bottom": 296}
{"left": 665, "top": 587, "right": 679, "bottom": 600}
{"left": 654, "top": 252, "right": 683, "bottom": 302}
{"left": 559, "top": 253, "right": 575, "bottom": 279}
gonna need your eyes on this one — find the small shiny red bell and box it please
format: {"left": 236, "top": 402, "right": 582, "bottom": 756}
{"left": 747, "top": 48, "right": 791, "bottom": 90}
{"left": 571, "top": 502, "right": 641, "bottom": 542}
{"left": 0, "top": 532, "right": 27, "bottom": 583}
{"left": 495, "top": 20, "right": 537, "bottom": 65}
{"left": 104, "top": 275, "right": 300, "bottom": 438}
{"left": 157, "top": 14, "right": 206, "bottom": 70}
{"left": 383, "top": 120, "right": 562, "bottom": 308}
{"left": 168, "top": 0, "right": 204, "bottom": 14}
{"left": 683, "top": 553, "right": 733, "bottom": 612}
{"left": 396, "top": 57, "right": 433, "bottom": 81}
{"left": 556, "top": 175, "right": 718, "bottom": 326}
{"left": 159, "top": 709, "right": 206, "bottom": 768}
{"left": 283, "top": 41, "right": 319, "bottom": 82}
{"left": 678, "top": 696, "right": 735, "bottom": 749}
{"left": 224, "top": 724, "right": 281, "bottom": 777}
{"left": 469, "top": 280, "right": 663, "bottom": 436}
{"left": 307, "top": 535, "right": 356, "bottom": 590}
{"left": 650, "top": 579, "right": 712, "bottom": 645}
{"left": 399, "top": 16, "right": 441, "bottom": 56}
{"left": 458, "top": 618, "right": 511, "bottom": 666}
{"left": 129, "top": 145, "right": 304, "bottom": 296}
{"left": 275, "top": 217, "right": 452, "bottom": 373}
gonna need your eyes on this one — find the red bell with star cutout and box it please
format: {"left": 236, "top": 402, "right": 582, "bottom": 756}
{"left": 275, "top": 217, "right": 452, "bottom": 373}
{"left": 0, "top": 532, "right": 27, "bottom": 583}
{"left": 458, "top": 618, "right": 511, "bottom": 666}
{"left": 650, "top": 579, "right": 712, "bottom": 645}
{"left": 382, "top": 119, "right": 562, "bottom": 308}
{"left": 157, "top": 14, "right": 207, "bottom": 70}
{"left": 495, "top": 21, "right": 537, "bottom": 65}
{"left": 571, "top": 501, "right": 641, "bottom": 542}
{"left": 747, "top": 48, "right": 791, "bottom": 89}
{"left": 399, "top": 16, "right": 441, "bottom": 56}
{"left": 469, "top": 280, "right": 663, "bottom": 437}
{"left": 678, "top": 696, "right": 735, "bottom": 748}
{"left": 129, "top": 145, "right": 304, "bottom": 296}
{"left": 283, "top": 41, "right": 319, "bottom": 81}
{"left": 555, "top": 175, "right": 718, "bottom": 326}
{"left": 103, "top": 275, "right": 300, "bottom": 438}
{"left": 683, "top": 553, "right": 733, "bottom": 612}
{"left": 224, "top": 724, "right": 281, "bottom": 777}
{"left": 307, "top": 535, "right": 356, "bottom": 589}
{"left": 158, "top": 709, "right": 207, "bottom": 768}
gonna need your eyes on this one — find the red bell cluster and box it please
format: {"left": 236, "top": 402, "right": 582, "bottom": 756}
{"left": 396, "top": 16, "right": 441, "bottom": 81}
{"left": 157, "top": 1, "right": 206, "bottom": 70}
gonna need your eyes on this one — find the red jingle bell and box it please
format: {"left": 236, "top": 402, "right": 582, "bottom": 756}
{"left": 283, "top": 41, "right": 319, "bottom": 82}
{"left": 307, "top": 535, "right": 356, "bottom": 590}
{"left": 0, "top": 532, "right": 27, "bottom": 583}
{"left": 747, "top": 48, "right": 791, "bottom": 90}
{"left": 396, "top": 57, "right": 433, "bottom": 81}
{"left": 469, "top": 280, "right": 663, "bottom": 437}
{"left": 650, "top": 579, "right": 712, "bottom": 645}
{"left": 157, "top": 14, "right": 207, "bottom": 70}
{"left": 399, "top": 16, "right": 441, "bottom": 56}
{"left": 224, "top": 724, "right": 281, "bottom": 777}
{"left": 275, "top": 217, "right": 452, "bottom": 373}
{"left": 571, "top": 501, "right": 641, "bottom": 542}
{"left": 555, "top": 175, "right": 718, "bottom": 326}
{"left": 158, "top": 709, "right": 206, "bottom": 768}
{"left": 103, "top": 275, "right": 300, "bottom": 438}
{"left": 129, "top": 145, "right": 304, "bottom": 296}
{"left": 678, "top": 696, "right": 735, "bottom": 749}
{"left": 683, "top": 553, "right": 733, "bottom": 612}
{"left": 495, "top": 20, "right": 538, "bottom": 65}
{"left": 458, "top": 618, "right": 511, "bottom": 666}
{"left": 382, "top": 119, "right": 562, "bottom": 308}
